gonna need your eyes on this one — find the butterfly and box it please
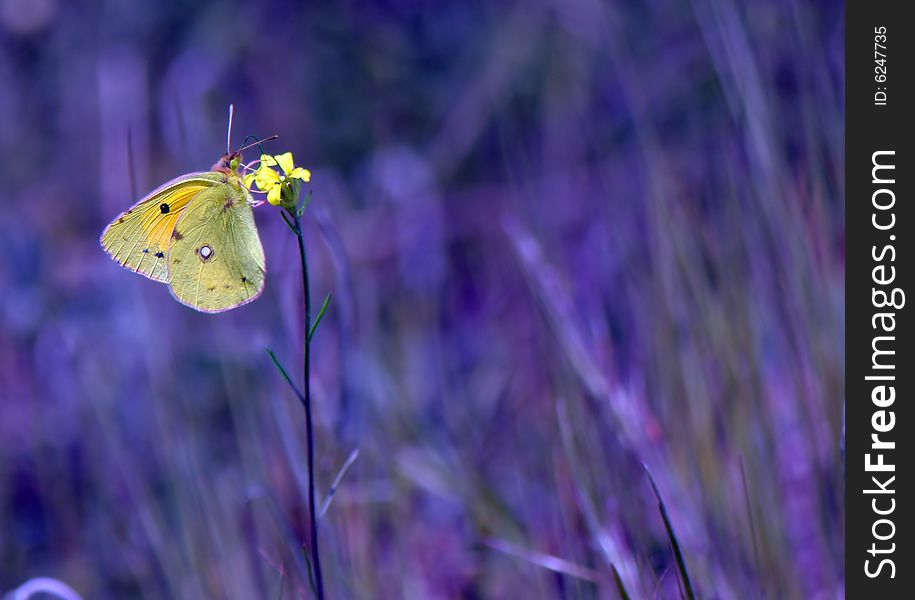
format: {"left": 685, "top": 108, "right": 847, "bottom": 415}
{"left": 100, "top": 108, "right": 271, "bottom": 313}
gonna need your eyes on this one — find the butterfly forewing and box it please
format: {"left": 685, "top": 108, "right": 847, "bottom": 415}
{"left": 100, "top": 174, "right": 221, "bottom": 282}
{"left": 166, "top": 182, "right": 266, "bottom": 313}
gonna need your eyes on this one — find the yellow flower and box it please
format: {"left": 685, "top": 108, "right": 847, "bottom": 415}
{"left": 245, "top": 152, "right": 312, "bottom": 206}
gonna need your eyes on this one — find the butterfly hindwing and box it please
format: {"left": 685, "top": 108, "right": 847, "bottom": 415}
{"left": 100, "top": 173, "right": 220, "bottom": 282}
{"left": 166, "top": 180, "right": 266, "bottom": 313}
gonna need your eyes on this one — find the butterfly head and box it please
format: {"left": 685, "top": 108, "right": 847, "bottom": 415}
{"left": 212, "top": 151, "right": 243, "bottom": 174}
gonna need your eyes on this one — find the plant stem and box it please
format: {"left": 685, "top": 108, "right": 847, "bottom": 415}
{"left": 291, "top": 209, "right": 324, "bottom": 600}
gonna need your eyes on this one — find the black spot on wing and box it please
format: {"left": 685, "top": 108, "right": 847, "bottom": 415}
{"left": 154, "top": 251, "right": 164, "bottom": 258}
{"left": 160, "top": 203, "right": 170, "bottom": 214}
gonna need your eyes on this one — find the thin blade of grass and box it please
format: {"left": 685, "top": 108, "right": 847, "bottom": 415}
{"left": 643, "top": 463, "right": 696, "bottom": 600}
{"left": 279, "top": 210, "right": 298, "bottom": 235}
{"left": 319, "top": 448, "right": 360, "bottom": 518}
{"left": 739, "top": 457, "right": 764, "bottom": 599}
{"left": 611, "top": 563, "right": 632, "bottom": 600}
{"left": 308, "top": 293, "right": 333, "bottom": 343}
{"left": 302, "top": 546, "right": 317, "bottom": 596}
{"left": 556, "top": 399, "right": 639, "bottom": 593}
{"left": 297, "top": 189, "right": 312, "bottom": 216}
{"left": 265, "top": 347, "right": 305, "bottom": 406}
{"left": 484, "top": 538, "right": 600, "bottom": 583}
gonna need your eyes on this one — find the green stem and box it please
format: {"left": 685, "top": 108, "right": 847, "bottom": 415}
{"left": 291, "top": 208, "right": 324, "bottom": 600}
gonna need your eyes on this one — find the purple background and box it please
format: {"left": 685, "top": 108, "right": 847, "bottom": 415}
{"left": 0, "top": 0, "right": 843, "bottom": 597}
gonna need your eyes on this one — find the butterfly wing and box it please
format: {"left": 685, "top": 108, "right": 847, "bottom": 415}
{"left": 100, "top": 173, "right": 221, "bottom": 282}
{"left": 166, "top": 180, "right": 266, "bottom": 313}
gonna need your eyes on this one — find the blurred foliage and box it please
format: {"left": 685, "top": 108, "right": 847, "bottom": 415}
{"left": 0, "top": 0, "right": 842, "bottom": 598}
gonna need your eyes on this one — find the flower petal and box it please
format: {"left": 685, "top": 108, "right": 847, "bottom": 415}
{"left": 255, "top": 167, "right": 281, "bottom": 190}
{"left": 259, "top": 154, "right": 278, "bottom": 167}
{"left": 267, "top": 184, "right": 282, "bottom": 205}
{"left": 275, "top": 152, "right": 294, "bottom": 175}
{"left": 243, "top": 172, "right": 257, "bottom": 189}
{"left": 290, "top": 167, "right": 311, "bottom": 182}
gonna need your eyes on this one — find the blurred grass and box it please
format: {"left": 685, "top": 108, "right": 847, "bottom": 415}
{"left": 0, "top": 0, "right": 842, "bottom": 598}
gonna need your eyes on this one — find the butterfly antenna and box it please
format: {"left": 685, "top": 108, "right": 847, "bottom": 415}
{"left": 226, "top": 104, "right": 235, "bottom": 154}
{"left": 237, "top": 134, "right": 278, "bottom": 157}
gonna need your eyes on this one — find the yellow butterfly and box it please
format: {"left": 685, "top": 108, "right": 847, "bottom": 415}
{"left": 100, "top": 108, "right": 268, "bottom": 313}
